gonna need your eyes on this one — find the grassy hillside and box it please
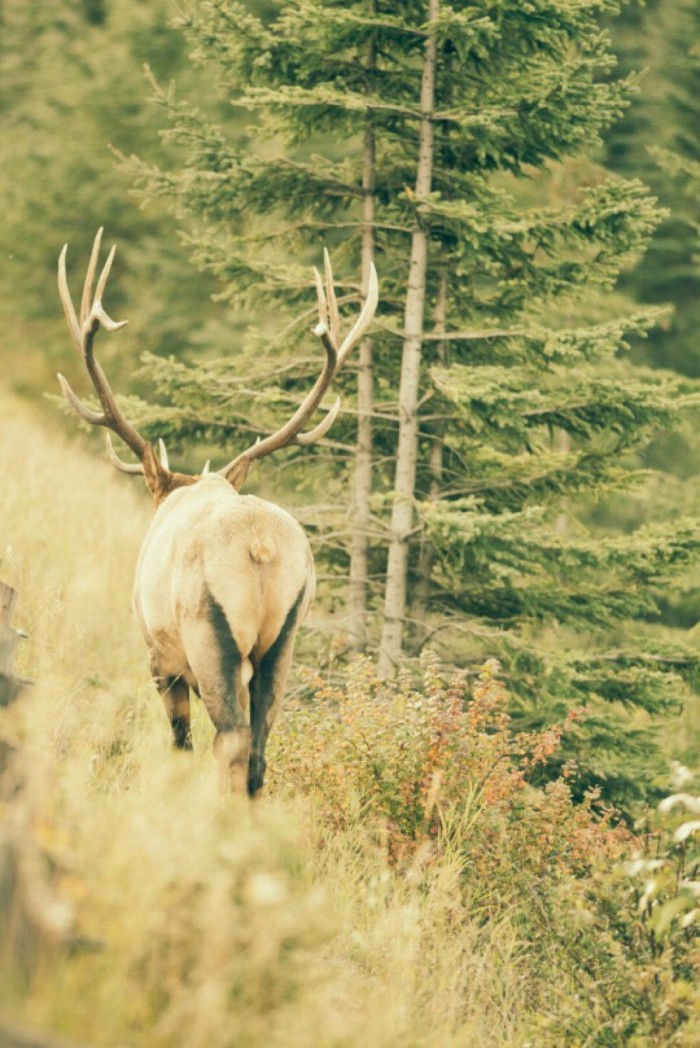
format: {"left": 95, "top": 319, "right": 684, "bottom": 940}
{"left": 1, "top": 392, "right": 698, "bottom": 1047}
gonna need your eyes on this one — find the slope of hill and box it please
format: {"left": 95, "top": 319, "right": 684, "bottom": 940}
{"left": 1, "top": 391, "right": 697, "bottom": 1048}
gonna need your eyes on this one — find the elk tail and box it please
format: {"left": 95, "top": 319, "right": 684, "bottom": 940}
{"left": 249, "top": 537, "right": 275, "bottom": 564}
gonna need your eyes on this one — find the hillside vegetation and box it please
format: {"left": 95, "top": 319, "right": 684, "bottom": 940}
{"left": 1, "top": 392, "right": 699, "bottom": 1046}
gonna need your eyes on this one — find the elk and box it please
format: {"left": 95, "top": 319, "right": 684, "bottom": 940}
{"left": 57, "top": 229, "right": 378, "bottom": 796}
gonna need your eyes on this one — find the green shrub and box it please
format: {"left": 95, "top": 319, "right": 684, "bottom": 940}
{"left": 270, "top": 657, "right": 700, "bottom": 1043}
{"left": 269, "top": 653, "right": 631, "bottom": 877}
{"left": 529, "top": 768, "right": 700, "bottom": 1046}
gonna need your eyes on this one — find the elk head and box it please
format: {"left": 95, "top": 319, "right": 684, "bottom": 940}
{"left": 57, "top": 229, "right": 378, "bottom": 796}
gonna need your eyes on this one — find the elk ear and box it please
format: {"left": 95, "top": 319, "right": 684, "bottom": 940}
{"left": 223, "top": 455, "right": 251, "bottom": 491}
{"left": 142, "top": 441, "right": 171, "bottom": 499}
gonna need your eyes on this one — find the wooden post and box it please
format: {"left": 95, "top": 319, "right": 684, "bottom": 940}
{"left": 0, "top": 582, "right": 31, "bottom": 707}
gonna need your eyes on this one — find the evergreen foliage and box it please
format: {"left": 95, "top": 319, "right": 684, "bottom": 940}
{"left": 115, "top": 0, "right": 700, "bottom": 807}
{"left": 650, "top": 2, "right": 700, "bottom": 270}
{"left": 597, "top": 0, "right": 700, "bottom": 649}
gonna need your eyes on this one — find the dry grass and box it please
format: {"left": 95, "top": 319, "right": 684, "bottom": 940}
{"left": 0, "top": 390, "right": 553, "bottom": 1047}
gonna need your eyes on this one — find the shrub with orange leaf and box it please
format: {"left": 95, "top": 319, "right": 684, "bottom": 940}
{"left": 269, "top": 652, "right": 632, "bottom": 874}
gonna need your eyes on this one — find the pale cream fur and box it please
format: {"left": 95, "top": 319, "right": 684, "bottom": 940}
{"left": 133, "top": 474, "right": 315, "bottom": 684}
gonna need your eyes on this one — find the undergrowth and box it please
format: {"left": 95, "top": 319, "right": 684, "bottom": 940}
{"left": 1, "top": 391, "right": 699, "bottom": 1046}
{"left": 270, "top": 655, "right": 700, "bottom": 1045}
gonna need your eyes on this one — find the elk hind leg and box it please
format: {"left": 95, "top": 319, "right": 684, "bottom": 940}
{"left": 184, "top": 598, "right": 252, "bottom": 795}
{"left": 249, "top": 590, "right": 306, "bottom": 797}
{"left": 151, "top": 663, "right": 192, "bottom": 750}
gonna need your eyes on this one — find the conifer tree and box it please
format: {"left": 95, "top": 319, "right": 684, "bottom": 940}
{"left": 127, "top": 0, "right": 700, "bottom": 806}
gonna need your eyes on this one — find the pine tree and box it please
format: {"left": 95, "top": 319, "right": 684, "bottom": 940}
{"left": 126, "top": 0, "right": 700, "bottom": 807}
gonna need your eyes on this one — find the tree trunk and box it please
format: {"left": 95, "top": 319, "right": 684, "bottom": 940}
{"left": 410, "top": 269, "right": 447, "bottom": 644}
{"left": 347, "top": 50, "right": 377, "bottom": 651}
{"left": 378, "top": 0, "right": 440, "bottom": 675}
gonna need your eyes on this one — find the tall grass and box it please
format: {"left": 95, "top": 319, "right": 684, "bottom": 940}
{"left": 1, "top": 391, "right": 698, "bottom": 1047}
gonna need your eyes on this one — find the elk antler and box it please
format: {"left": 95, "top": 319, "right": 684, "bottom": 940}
{"left": 59, "top": 232, "right": 379, "bottom": 492}
{"left": 219, "top": 250, "right": 379, "bottom": 488}
{"left": 57, "top": 228, "right": 149, "bottom": 466}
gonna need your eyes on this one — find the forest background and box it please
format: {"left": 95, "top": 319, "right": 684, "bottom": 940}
{"left": 2, "top": 1, "right": 700, "bottom": 1045}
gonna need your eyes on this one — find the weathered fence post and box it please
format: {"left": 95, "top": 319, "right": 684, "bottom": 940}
{"left": 0, "top": 582, "right": 31, "bottom": 708}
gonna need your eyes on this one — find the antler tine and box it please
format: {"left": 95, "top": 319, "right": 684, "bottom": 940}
{"left": 313, "top": 265, "right": 332, "bottom": 343}
{"left": 80, "top": 226, "right": 103, "bottom": 327}
{"left": 88, "top": 241, "right": 128, "bottom": 341}
{"left": 57, "top": 372, "right": 106, "bottom": 425}
{"left": 93, "top": 246, "right": 125, "bottom": 331}
{"left": 323, "top": 248, "right": 341, "bottom": 348}
{"left": 58, "top": 245, "right": 83, "bottom": 353}
{"left": 295, "top": 396, "right": 341, "bottom": 446}
{"left": 337, "top": 261, "right": 379, "bottom": 367}
{"left": 105, "top": 433, "right": 145, "bottom": 475}
{"left": 58, "top": 230, "right": 148, "bottom": 466}
{"left": 158, "top": 438, "right": 170, "bottom": 470}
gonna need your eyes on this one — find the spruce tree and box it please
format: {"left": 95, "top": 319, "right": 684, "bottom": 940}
{"left": 126, "top": 0, "right": 700, "bottom": 807}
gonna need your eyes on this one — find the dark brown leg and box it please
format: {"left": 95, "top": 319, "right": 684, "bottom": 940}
{"left": 248, "top": 590, "right": 305, "bottom": 797}
{"left": 152, "top": 666, "right": 192, "bottom": 750}
{"left": 182, "top": 596, "right": 251, "bottom": 795}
